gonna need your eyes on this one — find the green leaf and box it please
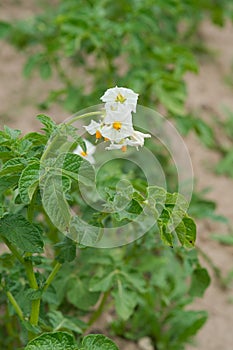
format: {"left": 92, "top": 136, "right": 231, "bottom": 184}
{"left": 81, "top": 334, "right": 119, "bottom": 350}
{"left": 0, "top": 157, "right": 26, "bottom": 175}
{"left": 4, "top": 125, "right": 21, "bottom": 139}
{"left": 193, "top": 118, "right": 214, "bottom": 148}
{"left": 40, "top": 61, "right": 52, "bottom": 79}
{"left": 182, "top": 217, "right": 196, "bottom": 248}
{"left": 165, "top": 192, "right": 188, "bottom": 211}
{"left": 37, "top": 114, "right": 57, "bottom": 136}
{"left": 24, "top": 332, "right": 77, "bottom": 350}
{"left": 48, "top": 310, "right": 82, "bottom": 334}
{"left": 42, "top": 173, "right": 71, "bottom": 232}
{"left": 120, "top": 271, "right": 146, "bottom": 293}
{"left": 23, "top": 132, "right": 48, "bottom": 146}
{"left": 216, "top": 149, "right": 233, "bottom": 177}
{"left": 56, "top": 152, "right": 95, "bottom": 186}
{"left": 55, "top": 237, "right": 76, "bottom": 263}
{"left": 112, "top": 284, "right": 138, "bottom": 320}
{"left": 0, "top": 21, "right": 11, "bottom": 38}
{"left": 21, "top": 320, "right": 41, "bottom": 335}
{"left": 0, "top": 174, "right": 19, "bottom": 194}
{"left": 169, "top": 310, "right": 208, "bottom": 343}
{"left": 89, "top": 272, "right": 115, "bottom": 292}
{"left": 0, "top": 214, "right": 44, "bottom": 253}
{"left": 159, "top": 222, "right": 173, "bottom": 247}
{"left": 211, "top": 233, "right": 233, "bottom": 245}
{"left": 67, "top": 277, "right": 100, "bottom": 311}
{"left": 69, "top": 216, "right": 103, "bottom": 246}
{"left": 23, "top": 54, "right": 42, "bottom": 78}
{"left": 26, "top": 288, "right": 43, "bottom": 300}
{"left": 19, "top": 162, "right": 40, "bottom": 203}
{"left": 189, "top": 268, "right": 211, "bottom": 297}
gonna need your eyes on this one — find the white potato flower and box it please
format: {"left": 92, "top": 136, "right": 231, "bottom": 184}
{"left": 101, "top": 86, "right": 139, "bottom": 113}
{"left": 83, "top": 120, "right": 103, "bottom": 140}
{"left": 101, "top": 122, "right": 134, "bottom": 143}
{"left": 126, "top": 130, "right": 151, "bottom": 149}
{"left": 73, "top": 139, "right": 96, "bottom": 164}
{"left": 105, "top": 131, "right": 151, "bottom": 152}
{"left": 104, "top": 103, "right": 133, "bottom": 124}
{"left": 83, "top": 87, "right": 151, "bottom": 152}
{"left": 105, "top": 142, "right": 128, "bottom": 152}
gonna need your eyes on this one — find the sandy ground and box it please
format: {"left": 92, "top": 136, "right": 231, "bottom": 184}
{"left": 185, "top": 21, "right": 233, "bottom": 350}
{"left": 0, "top": 2, "right": 233, "bottom": 350}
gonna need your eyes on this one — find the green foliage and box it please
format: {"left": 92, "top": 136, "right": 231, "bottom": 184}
{"left": 210, "top": 108, "right": 233, "bottom": 178}
{"left": 0, "top": 109, "right": 208, "bottom": 348}
{"left": 212, "top": 233, "right": 233, "bottom": 246}
{"left": 0, "top": 214, "right": 44, "bottom": 253}
{"left": 24, "top": 332, "right": 119, "bottom": 350}
{"left": 189, "top": 268, "right": 211, "bottom": 297}
{"left": 81, "top": 334, "right": 119, "bottom": 350}
{"left": 24, "top": 332, "right": 78, "bottom": 350}
{"left": 189, "top": 190, "right": 227, "bottom": 222}
{"left": 110, "top": 245, "right": 209, "bottom": 350}
{"left": 19, "top": 163, "right": 40, "bottom": 203}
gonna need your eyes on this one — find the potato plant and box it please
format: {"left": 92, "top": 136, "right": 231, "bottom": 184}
{"left": 0, "top": 88, "right": 210, "bottom": 349}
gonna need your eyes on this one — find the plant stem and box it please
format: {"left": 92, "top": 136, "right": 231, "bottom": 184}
{"left": 2, "top": 236, "right": 41, "bottom": 329}
{"left": 27, "top": 189, "right": 37, "bottom": 223}
{"left": 24, "top": 256, "right": 41, "bottom": 327}
{"left": 66, "top": 111, "right": 103, "bottom": 126}
{"left": 1, "top": 236, "right": 24, "bottom": 264}
{"left": 43, "top": 262, "right": 62, "bottom": 292}
{"left": 24, "top": 258, "right": 38, "bottom": 290}
{"left": 30, "top": 299, "right": 41, "bottom": 327}
{"left": 87, "top": 291, "right": 110, "bottom": 327}
{"left": 6, "top": 291, "right": 24, "bottom": 322}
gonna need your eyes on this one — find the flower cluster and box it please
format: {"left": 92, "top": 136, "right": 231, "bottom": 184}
{"left": 84, "top": 86, "right": 151, "bottom": 152}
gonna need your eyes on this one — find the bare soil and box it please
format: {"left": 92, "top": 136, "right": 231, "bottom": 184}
{"left": 1, "top": 2, "right": 233, "bottom": 349}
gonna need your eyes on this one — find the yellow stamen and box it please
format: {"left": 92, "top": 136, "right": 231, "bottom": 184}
{"left": 104, "top": 137, "right": 110, "bottom": 141}
{"left": 115, "top": 93, "right": 126, "bottom": 103}
{"left": 96, "top": 130, "right": 102, "bottom": 139}
{"left": 121, "top": 145, "right": 127, "bottom": 152}
{"left": 81, "top": 151, "right": 87, "bottom": 157}
{"left": 113, "top": 121, "right": 122, "bottom": 130}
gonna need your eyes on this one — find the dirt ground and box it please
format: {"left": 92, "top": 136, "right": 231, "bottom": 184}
{"left": 0, "top": 2, "right": 233, "bottom": 350}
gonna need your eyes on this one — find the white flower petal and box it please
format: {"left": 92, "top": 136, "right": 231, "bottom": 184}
{"left": 101, "top": 86, "right": 139, "bottom": 113}
{"left": 105, "top": 143, "right": 126, "bottom": 150}
{"left": 126, "top": 130, "right": 151, "bottom": 148}
{"left": 73, "top": 139, "right": 96, "bottom": 164}
{"left": 104, "top": 104, "right": 133, "bottom": 124}
{"left": 83, "top": 120, "right": 101, "bottom": 135}
{"left": 101, "top": 123, "right": 134, "bottom": 143}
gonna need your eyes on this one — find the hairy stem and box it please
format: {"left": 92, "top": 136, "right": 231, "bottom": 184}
{"left": 66, "top": 111, "right": 103, "bottom": 126}
{"left": 43, "top": 262, "right": 62, "bottom": 292}
{"left": 2, "top": 236, "right": 41, "bottom": 329}
{"left": 1, "top": 236, "right": 24, "bottom": 264}
{"left": 24, "top": 256, "right": 41, "bottom": 327}
{"left": 30, "top": 299, "right": 41, "bottom": 327}
{"left": 6, "top": 291, "right": 24, "bottom": 322}
{"left": 24, "top": 258, "right": 38, "bottom": 290}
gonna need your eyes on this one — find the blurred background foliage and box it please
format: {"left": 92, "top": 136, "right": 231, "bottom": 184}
{"left": 0, "top": 0, "right": 232, "bottom": 115}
